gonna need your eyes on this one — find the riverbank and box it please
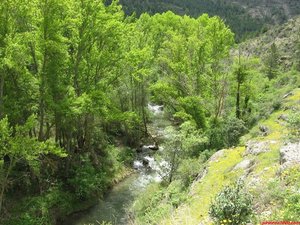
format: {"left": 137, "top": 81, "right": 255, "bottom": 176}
{"left": 0, "top": 153, "right": 136, "bottom": 225}
{"left": 61, "top": 104, "right": 170, "bottom": 225}
{"left": 57, "top": 166, "right": 135, "bottom": 225}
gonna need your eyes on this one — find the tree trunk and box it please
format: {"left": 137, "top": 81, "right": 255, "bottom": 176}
{"left": 38, "top": 95, "right": 45, "bottom": 141}
{"left": 236, "top": 82, "right": 241, "bottom": 119}
{"left": 141, "top": 84, "right": 148, "bottom": 135}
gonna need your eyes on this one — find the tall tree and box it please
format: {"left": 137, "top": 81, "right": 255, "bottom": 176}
{"left": 234, "top": 52, "right": 248, "bottom": 119}
{"left": 265, "top": 43, "right": 279, "bottom": 79}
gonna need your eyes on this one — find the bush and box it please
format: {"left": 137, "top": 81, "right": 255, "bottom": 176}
{"left": 209, "top": 181, "right": 253, "bottom": 225}
{"left": 132, "top": 181, "right": 187, "bottom": 224}
{"left": 176, "top": 158, "right": 202, "bottom": 187}
{"left": 3, "top": 185, "right": 73, "bottom": 225}
{"left": 281, "top": 193, "right": 300, "bottom": 221}
{"left": 287, "top": 111, "right": 300, "bottom": 141}
{"left": 207, "top": 117, "right": 247, "bottom": 150}
{"left": 68, "top": 156, "right": 108, "bottom": 200}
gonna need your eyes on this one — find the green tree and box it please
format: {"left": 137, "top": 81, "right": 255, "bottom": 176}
{"left": 234, "top": 53, "right": 249, "bottom": 119}
{"left": 265, "top": 43, "right": 279, "bottom": 79}
{"left": 0, "top": 116, "right": 66, "bottom": 214}
{"left": 164, "top": 121, "right": 208, "bottom": 183}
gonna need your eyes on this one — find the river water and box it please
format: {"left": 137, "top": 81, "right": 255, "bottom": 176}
{"left": 64, "top": 104, "right": 171, "bottom": 225}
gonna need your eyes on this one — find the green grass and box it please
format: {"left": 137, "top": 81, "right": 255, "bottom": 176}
{"left": 159, "top": 147, "right": 245, "bottom": 225}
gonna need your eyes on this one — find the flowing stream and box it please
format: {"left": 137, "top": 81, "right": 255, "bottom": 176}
{"left": 64, "top": 104, "right": 171, "bottom": 225}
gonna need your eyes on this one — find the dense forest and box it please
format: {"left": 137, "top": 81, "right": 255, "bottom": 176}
{"left": 0, "top": 0, "right": 300, "bottom": 225}
{"left": 119, "top": 0, "right": 300, "bottom": 41}
{"left": 119, "top": 0, "right": 265, "bottom": 41}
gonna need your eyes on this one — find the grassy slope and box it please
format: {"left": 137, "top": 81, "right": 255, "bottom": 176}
{"left": 159, "top": 88, "right": 300, "bottom": 225}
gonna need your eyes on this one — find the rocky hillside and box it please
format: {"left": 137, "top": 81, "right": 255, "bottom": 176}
{"left": 235, "top": 16, "right": 300, "bottom": 69}
{"left": 225, "top": 0, "right": 300, "bottom": 23}
{"left": 119, "top": 0, "right": 300, "bottom": 40}
{"left": 157, "top": 88, "right": 300, "bottom": 224}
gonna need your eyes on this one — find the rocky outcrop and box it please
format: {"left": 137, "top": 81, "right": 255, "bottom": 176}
{"left": 245, "top": 141, "right": 271, "bottom": 156}
{"left": 278, "top": 114, "right": 288, "bottom": 121}
{"left": 233, "top": 159, "right": 255, "bottom": 171}
{"left": 280, "top": 142, "right": 300, "bottom": 169}
{"left": 208, "top": 149, "right": 226, "bottom": 162}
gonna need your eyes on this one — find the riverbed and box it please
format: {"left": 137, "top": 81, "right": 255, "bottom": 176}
{"left": 64, "top": 104, "right": 171, "bottom": 225}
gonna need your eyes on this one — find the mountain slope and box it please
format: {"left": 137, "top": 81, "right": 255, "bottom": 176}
{"left": 119, "top": 0, "right": 300, "bottom": 41}
{"left": 235, "top": 16, "right": 300, "bottom": 69}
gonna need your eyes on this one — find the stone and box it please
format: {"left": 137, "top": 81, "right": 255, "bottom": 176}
{"left": 142, "top": 158, "right": 150, "bottom": 166}
{"left": 283, "top": 92, "right": 293, "bottom": 99}
{"left": 259, "top": 125, "right": 269, "bottom": 136}
{"left": 148, "top": 143, "right": 159, "bottom": 151}
{"left": 280, "top": 142, "right": 300, "bottom": 169}
{"left": 245, "top": 141, "right": 270, "bottom": 156}
{"left": 208, "top": 149, "right": 226, "bottom": 162}
{"left": 233, "top": 159, "right": 255, "bottom": 171}
{"left": 278, "top": 114, "right": 288, "bottom": 121}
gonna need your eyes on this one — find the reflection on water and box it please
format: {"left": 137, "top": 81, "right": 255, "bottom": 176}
{"left": 65, "top": 104, "right": 170, "bottom": 225}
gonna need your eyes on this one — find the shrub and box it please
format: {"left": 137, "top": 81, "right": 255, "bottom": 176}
{"left": 287, "top": 111, "right": 300, "bottom": 141}
{"left": 207, "top": 117, "right": 247, "bottom": 150}
{"left": 281, "top": 193, "right": 300, "bottom": 221}
{"left": 209, "top": 181, "right": 253, "bottom": 225}
{"left": 176, "top": 158, "right": 202, "bottom": 187}
{"left": 68, "top": 156, "right": 108, "bottom": 200}
{"left": 132, "top": 181, "right": 187, "bottom": 224}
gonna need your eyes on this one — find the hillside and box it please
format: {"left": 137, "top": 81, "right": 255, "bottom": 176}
{"left": 235, "top": 16, "right": 300, "bottom": 69}
{"left": 119, "top": 0, "right": 300, "bottom": 40}
{"left": 133, "top": 88, "right": 300, "bottom": 224}
{"left": 173, "top": 88, "right": 300, "bottom": 224}
{"left": 225, "top": 0, "right": 300, "bottom": 23}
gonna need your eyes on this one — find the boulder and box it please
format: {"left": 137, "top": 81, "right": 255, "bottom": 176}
{"left": 278, "top": 114, "right": 288, "bottom": 121}
{"left": 149, "top": 143, "right": 159, "bottom": 151}
{"left": 259, "top": 125, "right": 269, "bottom": 136}
{"left": 142, "top": 158, "right": 149, "bottom": 166}
{"left": 208, "top": 149, "right": 226, "bottom": 162}
{"left": 233, "top": 159, "right": 255, "bottom": 171}
{"left": 280, "top": 142, "right": 300, "bottom": 169}
{"left": 245, "top": 141, "right": 270, "bottom": 156}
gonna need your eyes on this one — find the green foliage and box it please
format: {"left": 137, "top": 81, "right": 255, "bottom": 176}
{"left": 207, "top": 117, "right": 247, "bottom": 150}
{"left": 0, "top": 115, "right": 66, "bottom": 214}
{"left": 281, "top": 193, "right": 300, "bottom": 221}
{"left": 3, "top": 184, "right": 73, "bottom": 225}
{"left": 1, "top": 0, "right": 299, "bottom": 223}
{"left": 133, "top": 181, "right": 186, "bottom": 224}
{"left": 287, "top": 111, "right": 300, "bottom": 141}
{"left": 68, "top": 156, "right": 107, "bottom": 200}
{"left": 178, "top": 96, "right": 206, "bottom": 129}
{"left": 264, "top": 43, "right": 280, "bottom": 80}
{"left": 120, "top": 0, "right": 268, "bottom": 41}
{"left": 118, "top": 147, "right": 136, "bottom": 167}
{"left": 209, "top": 181, "right": 253, "bottom": 225}
{"left": 176, "top": 158, "right": 202, "bottom": 187}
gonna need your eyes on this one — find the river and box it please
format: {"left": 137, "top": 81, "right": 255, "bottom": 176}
{"left": 64, "top": 104, "right": 171, "bottom": 225}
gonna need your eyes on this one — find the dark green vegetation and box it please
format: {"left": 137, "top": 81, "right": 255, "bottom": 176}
{"left": 0, "top": 0, "right": 300, "bottom": 224}
{"left": 209, "top": 181, "right": 253, "bottom": 225}
{"left": 119, "top": 0, "right": 300, "bottom": 41}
